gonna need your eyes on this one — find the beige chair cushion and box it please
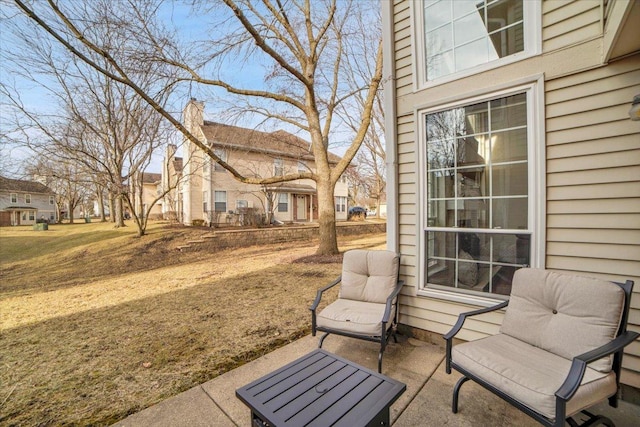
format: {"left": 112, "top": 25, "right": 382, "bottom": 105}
{"left": 316, "top": 299, "right": 394, "bottom": 336}
{"left": 339, "top": 250, "right": 399, "bottom": 304}
{"left": 500, "top": 268, "right": 624, "bottom": 372}
{"left": 452, "top": 334, "right": 617, "bottom": 420}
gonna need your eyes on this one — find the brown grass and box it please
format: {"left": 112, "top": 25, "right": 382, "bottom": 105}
{"left": 0, "top": 221, "right": 385, "bottom": 426}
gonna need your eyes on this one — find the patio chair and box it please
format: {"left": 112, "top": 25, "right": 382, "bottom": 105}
{"left": 444, "top": 268, "right": 638, "bottom": 427}
{"left": 310, "top": 249, "right": 404, "bottom": 373}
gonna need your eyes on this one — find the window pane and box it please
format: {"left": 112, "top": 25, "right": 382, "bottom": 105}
{"left": 427, "top": 259, "right": 455, "bottom": 287}
{"left": 425, "top": 1, "right": 452, "bottom": 30}
{"left": 493, "top": 233, "right": 530, "bottom": 265}
{"left": 428, "top": 170, "right": 455, "bottom": 198}
{"left": 491, "top": 93, "right": 527, "bottom": 130}
{"left": 463, "top": 101, "right": 489, "bottom": 136}
{"left": 428, "top": 231, "right": 456, "bottom": 259}
{"left": 455, "top": 38, "right": 490, "bottom": 72}
{"left": 491, "top": 128, "right": 527, "bottom": 162}
{"left": 490, "top": 23, "right": 524, "bottom": 58}
{"left": 453, "top": 0, "right": 483, "bottom": 19}
{"left": 454, "top": 11, "right": 487, "bottom": 47}
{"left": 493, "top": 163, "right": 527, "bottom": 196}
{"left": 427, "top": 200, "right": 456, "bottom": 227}
{"left": 426, "top": 23, "right": 453, "bottom": 55}
{"left": 457, "top": 198, "right": 489, "bottom": 229}
{"left": 427, "top": 50, "right": 455, "bottom": 80}
{"left": 487, "top": 0, "right": 523, "bottom": 32}
{"left": 427, "top": 138, "right": 456, "bottom": 169}
{"left": 492, "top": 197, "right": 527, "bottom": 229}
{"left": 457, "top": 136, "right": 487, "bottom": 167}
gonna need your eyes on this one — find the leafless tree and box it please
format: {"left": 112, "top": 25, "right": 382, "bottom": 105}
{"left": 10, "top": 0, "right": 383, "bottom": 255}
{"left": 2, "top": 0, "right": 183, "bottom": 236}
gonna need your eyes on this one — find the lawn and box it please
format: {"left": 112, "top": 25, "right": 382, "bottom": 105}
{"left": 0, "top": 221, "right": 386, "bottom": 426}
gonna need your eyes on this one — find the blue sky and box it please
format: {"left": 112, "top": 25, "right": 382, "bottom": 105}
{"left": 1, "top": 1, "right": 362, "bottom": 176}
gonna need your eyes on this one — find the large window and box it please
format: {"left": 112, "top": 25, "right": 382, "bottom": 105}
{"left": 335, "top": 196, "right": 346, "bottom": 213}
{"left": 421, "top": 86, "right": 542, "bottom": 298}
{"left": 10, "top": 193, "right": 17, "bottom": 203}
{"left": 214, "top": 191, "right": 227, "bottom": 212}
{"left": 417, "top": 0, "right": 539, "bottom": 85}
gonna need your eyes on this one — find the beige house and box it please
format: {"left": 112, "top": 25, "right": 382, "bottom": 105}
{"left": 382, "top": 0, "right": 639, "bottom": 397}
{"left": 173, "top": 99, "right": 349, "bottom": 226}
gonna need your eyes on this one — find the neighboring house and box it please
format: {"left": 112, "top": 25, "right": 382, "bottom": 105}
{"left": 382, "top": 0, "right": 639, "bottom": 395}
{"left": 134, "top": 172, "right": 163, "bottom": 219}
{"left": 161, "top": 144, "right": 184, "bottom": 222}
{"left": 170, "top": 99, "right": 349, "bottom": 226}
{"left": 0, "top": 176, "right": 57, "bottom": 226}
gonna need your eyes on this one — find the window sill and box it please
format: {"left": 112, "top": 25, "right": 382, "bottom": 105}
{"left": 417, "top": 286, "right": 508, "bottom": 308}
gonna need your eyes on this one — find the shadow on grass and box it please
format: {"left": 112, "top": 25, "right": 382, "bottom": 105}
{"left": 0, "top": 262, "right": 341, "bottom": 426}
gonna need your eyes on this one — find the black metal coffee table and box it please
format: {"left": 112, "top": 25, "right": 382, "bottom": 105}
{"left": 236, "top": 349, "right": 406, "bottom": 427}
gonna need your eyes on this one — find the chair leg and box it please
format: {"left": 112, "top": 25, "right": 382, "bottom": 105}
{"left": 318, "top": 332, "right": 329, "bottom": 348}
{"left": 378, "top": 348, "right": 383, "bottom": 373}
{"left": 570, "top": 410, "right": 615, "bottom": 427}
{"left": 452, "top": 376, "right": 469, "bottom": 414}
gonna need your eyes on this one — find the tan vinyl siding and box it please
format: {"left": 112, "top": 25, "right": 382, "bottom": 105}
{"left": 389, "top": 0, "right": 639, "bottom": 388}
{"left": 542, "top": 0, "right": 602, "bottom": 52}
{"left": 393, "top": 0, "right": 412, "bottom": 98}
{"left": 546, "top": 54, "right": 640, "bottom": 387}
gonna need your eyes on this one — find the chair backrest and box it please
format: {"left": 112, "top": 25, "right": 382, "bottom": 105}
{"left": 500, "top": 268, "right": 627, "bottom": 372}
{"left": 339, "top": 250, "right": 399, "bottom": 304}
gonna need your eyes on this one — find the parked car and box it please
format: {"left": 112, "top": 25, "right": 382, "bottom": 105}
{"left": 348, "top": 206, "right": 367, "bottom": 220}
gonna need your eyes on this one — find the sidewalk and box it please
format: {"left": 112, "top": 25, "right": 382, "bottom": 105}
{"left": 113, "top": 334, "right": 639, "bottom": 427}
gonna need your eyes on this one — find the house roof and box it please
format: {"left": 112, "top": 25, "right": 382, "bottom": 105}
{"left": 200, "top": 121, "right": 341, "bottom": 164}
{"left": 0, "top": 176, "right": 54, "bottom": 194}
{"left": 142, "top": 173, "right": 162, "bottom": 184}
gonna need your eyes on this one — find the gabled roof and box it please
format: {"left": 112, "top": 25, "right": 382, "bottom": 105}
{"left": 200, "top": 121, "right": 341, "bottom": 163}
{"left": 0, "top": 176, "right": 54, "bottom": 194}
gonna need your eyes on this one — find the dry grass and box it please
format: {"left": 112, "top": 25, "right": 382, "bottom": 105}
{"left": 0, "top": 221, "right": 386, "bottom": 426}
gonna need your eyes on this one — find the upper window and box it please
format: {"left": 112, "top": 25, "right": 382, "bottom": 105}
{"left": 274, "top": 158, "right": 284, "bottom": 177}
{"left": 419, "top": 83, "right": 543, "bottom": 299}
{"left": 298, "top": 161, "right": 307, "bottom": 173}
{"left": 10, "top": 193, "right": 17, "bottom": 203}
{"left": 214, "top": 148, "right": 227, "bottom": 172}
{"left": 49, "top": 195, "right": 54, "bottom": 205}
{"left": 25, "top": 194, "right": 31, "bottom": 204}
{"left": 417, "top": 0, "right": 539, "bottom": 85}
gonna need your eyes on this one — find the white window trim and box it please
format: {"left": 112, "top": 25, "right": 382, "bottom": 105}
{"left": 411, "top": 0, "right": 541, "bottom": 91}
{"left": 10, "top": 193, "right": 17, "bottom": 203}
{"left": 415, "top": 75, "right": 546, "bottom": 305}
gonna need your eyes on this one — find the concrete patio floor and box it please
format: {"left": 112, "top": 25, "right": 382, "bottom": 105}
{"left": 113, "top": 334, "right": 639, "bottom": 427}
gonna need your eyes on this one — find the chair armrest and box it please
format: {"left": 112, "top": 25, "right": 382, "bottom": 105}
{"left": 443, "top": 300, "right": 508, "bottom": 374}
{"left": 310, "top": 276, "right": 342, "bottom": 312}
{"left": 443, "top": 300, "right": 509, "bottom": 341}
{"left": 555, "top": 330, "right": 640, "bottom": 401}
{"left": 382, "top": 280, "right": 405, "bottom": 323}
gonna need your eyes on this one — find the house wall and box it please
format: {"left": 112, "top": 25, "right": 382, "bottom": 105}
{"left": 0, "top": 191, "right": 56, "bottom": 225}
{"left": 386, "top": 0, "right": 640, "bottom": 388}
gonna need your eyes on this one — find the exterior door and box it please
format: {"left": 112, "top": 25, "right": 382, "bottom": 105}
{"left": 296, "top": 195, "right": 306, "bottom": 220}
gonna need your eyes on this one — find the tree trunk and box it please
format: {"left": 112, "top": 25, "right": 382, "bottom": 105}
{"left": 96, "top": 190, "right": 106, "bottom": 222}
{"left": 68, "top": 200, "right": 74, "bottom": 224}
{"left": 316, "top": 179, "right": 339, "bottom": 255}
{"left": 115, "top": 197, "right": 125, "bottom": 227}
{"left": 108, "top": 193, "right": 115, "bottom": 223}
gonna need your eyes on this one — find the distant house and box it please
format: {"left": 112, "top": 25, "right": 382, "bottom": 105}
{"left": 130, "top": 172, "right": 163, "bottom": 220}
{"left": 0, "top": 176, "right": 57, "bottom": 226}
{"left": 166, "top": 99, "right": 349, "bottom": 226}
{"left": 382, "top": 1, "right": 639, "bottom": 394}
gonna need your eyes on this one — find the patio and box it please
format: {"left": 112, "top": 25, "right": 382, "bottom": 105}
{"left": 112, "top": 333, "right": 639, "bottom": 426}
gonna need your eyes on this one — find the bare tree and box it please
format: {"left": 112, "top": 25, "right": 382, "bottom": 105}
{"left": 2, "top": 0, "right": 182, "bottom": 236}
{"left": 10, "top": 0, "right": 383, "bottom": 255}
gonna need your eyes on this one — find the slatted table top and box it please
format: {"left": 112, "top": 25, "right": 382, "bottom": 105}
{"left": 236, "top": 349, "right": 406, "bottom": 427}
